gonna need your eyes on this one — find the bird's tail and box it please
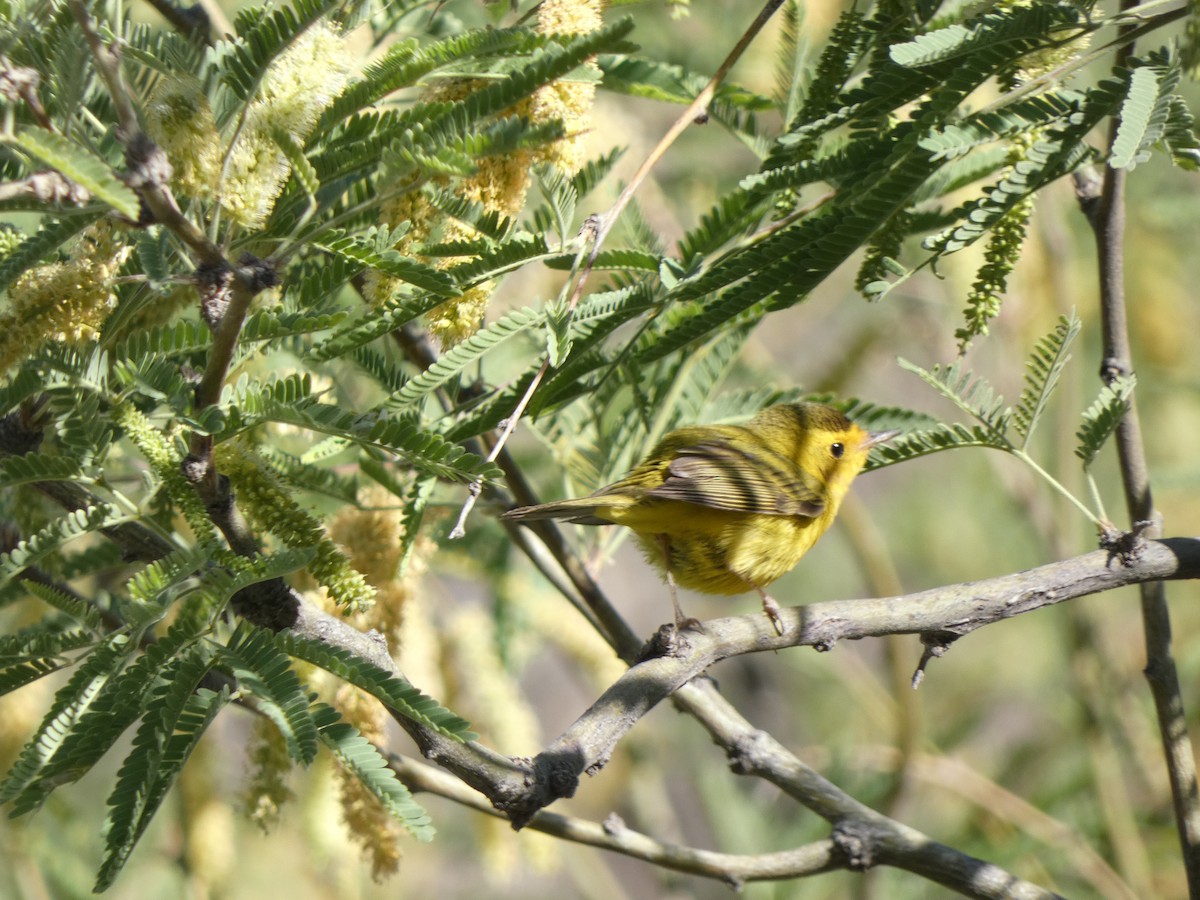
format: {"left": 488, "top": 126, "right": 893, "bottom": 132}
{"left": 500, "top": 495, "right": 618, "bottom": 526}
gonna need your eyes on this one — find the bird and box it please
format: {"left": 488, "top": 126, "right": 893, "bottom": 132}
{"left": 501, "top": 402, "right": 897, "bottom": 633}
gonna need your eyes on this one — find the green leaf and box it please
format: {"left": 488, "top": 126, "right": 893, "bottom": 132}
{"left": 0, "top": 628, "right": 95, "bottom": 696}
{"left": 277, "top": 633, "right": 475, "bottom": 741}
{"left": 312, "top": 703, "right": 434, "bottom": 841}
{"left": 0, "top": 634, "right": 134, "bottom": 807}
{"left": 217, "top": 388, "right": 500, "bottom": 483}
{"left": 96, "top": 646, "right": 230, "bottom": 891}
{"left": 0, "top": 454, "right": 86, "bottom": 490}
{"left": 125, "top": 546, "right": 209, "bottom": 606}
{"left": 382, "top": 306, "right": 543, "bottom": 410}
{"left": 866, "top": 422, "right": 1007, "bottom": 470}
{"left": 545, "top": 301, "right": 572, "bottom": 368}
{"left": 889, "top": 5, "right": 1081, "bottom": 69}
{"left": 0, "top": 505, "right": 125, "bottom": 591}
{"left": 312, "top": 231, "right": 457, "bottom": 296}
{"left": 889, "top": 24, "right": 973, "bottom": 68}
{"left": 1013, "top": 313, "right": 1080, "bottom": 446}
{"left": 1111, "top": 66, "right": 1160, "bottom": 171}
{"left": 20, "top": 580, "right": 106, "bottom": 634}
{"left": 898, "top": 358, "right": 1012, "bottom": 441}
{"left": 1076, "top": 375, "right": 1136, "bottom": 468}
{"left": 310, "top": 291, "right": 452, "bottom": 360}
{"left": 218, "top": 625, "right": 318, "bottom": 765}
{"left": 5, "top": 622, "right": 206, "bottom": 816}
{"left": 272, "top": 127, "right": 319, "bottom": 199}
{"left": 16, "top": 129, "right": 140, "bottom": 219}
{"left": 257, "top": 445, "right": 360, "bottom": 504}
{"left": 216, "top": 0, "right": 339, "bottom": 106}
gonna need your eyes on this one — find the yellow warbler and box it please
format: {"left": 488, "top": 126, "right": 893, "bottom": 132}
{"left": 502, "top": 402, "right": 896, "bottom": 632}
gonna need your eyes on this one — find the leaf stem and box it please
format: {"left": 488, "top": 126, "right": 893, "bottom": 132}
{"left": 1010, "top": 449, "right": 1102, "bottom": 526}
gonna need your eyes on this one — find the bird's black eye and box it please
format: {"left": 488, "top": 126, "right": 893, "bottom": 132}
{"left": 831, "top": 442, "right": 845, "bottom": 459}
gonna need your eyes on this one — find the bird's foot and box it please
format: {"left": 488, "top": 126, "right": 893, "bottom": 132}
{"left": 760, "top": 594, "right": 786, "bottom": 636}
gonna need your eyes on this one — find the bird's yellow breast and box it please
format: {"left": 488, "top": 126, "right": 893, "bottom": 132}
{"left": 596, "top": 499, "right": 835, "bottom": 594}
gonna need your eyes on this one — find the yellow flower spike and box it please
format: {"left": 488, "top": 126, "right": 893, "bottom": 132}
{"left": 334, "top": 764, "right": 404, "bottom": 882}
{"left": 144, "top": 73, "right": 222, "bottom": 200}
{"left": 114, "top": 402, "right": 219, "bottom": 545}
{"left": 525, "top": 0, "right": 604, "bottom": 174}
{"left": 0, "top": 221, "right": 133, "bottom": 371}
{"left": 242, "top": 717, "right": 297, "bottom": 833}
{"left": 327, "top": 487, "right": 437, "bottom": 651}
{"left": 221, "top": 22, "right": 354, "bottom": 229}
{"left": 374, "top": 1, "right": 605, "bottom": 344}
{"left": 363, "top": 191, "right": 439, "bottom": 307}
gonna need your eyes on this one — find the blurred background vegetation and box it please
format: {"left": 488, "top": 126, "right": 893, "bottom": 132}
{"left": 2, "top": 0, "right": 1200, "bottom": 896}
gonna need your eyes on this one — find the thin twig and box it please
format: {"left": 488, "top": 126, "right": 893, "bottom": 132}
{"left": 388, "top": 324, "right": 624, "bottom": 642}
{"left": 390, "top": 753, "right": 842, "bottom": 884}
{"left": 573, "top": 0, "right": 786, "bottom": 297}
{"left": 0, "top": 172, "right": 89, "bottom": 205}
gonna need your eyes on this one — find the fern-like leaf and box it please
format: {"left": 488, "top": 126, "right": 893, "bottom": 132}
{"left": 277, "top": 633, "right": 474, "bottom": 741}
{"left": 0, "top": 505, "right": 125, "bottom": 591}
{"left": 95, "top": 646, "right": 229, "bottom": 891}
{"left": 1076, "top": 375, "right": 1136, "bottom": 468}
{"left": 312, "top": 230, "right": 457, "bottom": 296}
{"left": 312, "top": 703, "right": 434, "bottom": 841}
{"left": 16, "top": 129, "right": 140, "bottom": 219}
{"left": 257, "top": 445, "right": 359, "bottom": 504}
{"left": 218, "top": 391, "right": 500, "bottom": 483}
{"left": 310, "top": 292, "right": 453, "bottom": 360}
{"left": 21, "top": 580, "right": 106, "bottom": 634}
{"left": 5, "top": 622, "right": 206, "bottom": 816}
{"left": 866, "top": 423, "right": 1008, "bottom": 470}
{"left": 217, "top": 625, "right": 318, "bottom": 765}
{"left": 1111, "top": 65, "right": 1162, "bottom": 171}
{"left": 381, "top": 307, "right": 542, "bottom": 411}
{"left": 898, "top": 358, "right": 1013, "bottom": 441}
{"left": 125, "top": 546, "right": 210, "bottom": 607}
{"left": 0, "top": 634, "right": 133, "bottom": 806}
{"left": 1013, "top": 313, "right": 1080, "bottom": 445}
{"left": 216, "top": 0, "right": 338, "bottom": 106}
{"left": 889, "top": 5, "right": 1082, "bottom": 69}
{"left": 0, "top": 454, "right": 86, "bottom": 490}
{"left": 0, "top": 628, "right": 95, "bottom": 695}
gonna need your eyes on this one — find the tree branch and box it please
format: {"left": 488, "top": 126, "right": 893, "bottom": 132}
{"left": 1074, "top": 2, "right": 1200, "bottom": 885}
{"left": 511, "top": 537, "right": 1200, "bottom": 827}
{"left": 673, "top": 679, "right": 1063, "bottom": 899}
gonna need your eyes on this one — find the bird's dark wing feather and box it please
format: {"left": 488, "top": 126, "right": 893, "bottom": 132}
{"left": 644, "top": 439, "right": 825, "bottom": 517}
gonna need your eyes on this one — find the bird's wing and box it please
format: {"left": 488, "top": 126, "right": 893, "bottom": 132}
{"left": 643, "top": 439, "right": 825, "bottom": 517}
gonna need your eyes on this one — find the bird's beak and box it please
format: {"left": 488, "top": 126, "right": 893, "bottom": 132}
{"left": 863, "top": 429, "right": 900, "bottom": 449}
